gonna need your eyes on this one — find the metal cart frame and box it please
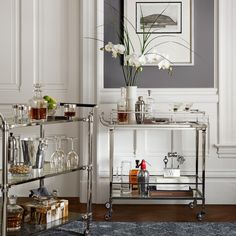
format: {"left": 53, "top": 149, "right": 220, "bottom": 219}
{"left": 100, "top": 112, "right": 207, "bottom": 221}
{"left": 0, "top": 104, "right": 96, "bottom": 236}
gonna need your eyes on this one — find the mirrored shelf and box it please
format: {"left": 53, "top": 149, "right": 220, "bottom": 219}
{"left": 5, "top": 212, "right": 84, "bottom": 236}
{"left": 0, "top": 163, "right": 87, "bottom": 187}
{"left": 0, "top": 117, "right": 88, "bottom": 130}
{"left": 111, "top": 189, "right": 202, "bottom": 200}
{"left": 100, "top": 112, "right": 208, "bottom": 130}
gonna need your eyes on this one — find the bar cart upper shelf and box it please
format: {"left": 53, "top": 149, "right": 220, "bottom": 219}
{"left": 0, "top": 103, "right": 96, "bottom": 236}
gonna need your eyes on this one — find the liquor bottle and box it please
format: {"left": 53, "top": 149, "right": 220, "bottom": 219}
{"left": 7, "top": 195, "right": 24, "bottom": 231}
{"left": 28, "top": 84, "right": 48, "bottom": 121}
{"left": 137, "top": 160, "right": 150, "bottom": 196}
{"left": 129, "top": 160, "right": 140, "bottom": 190}
{"left": 117, "top": 87, "right": 128, "bottom": 124}
{"left": 145, "top": 90, "right": 155, "bottom": 119}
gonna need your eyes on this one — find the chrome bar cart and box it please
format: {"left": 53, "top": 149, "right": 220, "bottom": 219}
{"left": 100, "top": 110, "right": 208, "bottom": 221}
{"left": 0, "top": 103, "right": 96, "bottom": 236}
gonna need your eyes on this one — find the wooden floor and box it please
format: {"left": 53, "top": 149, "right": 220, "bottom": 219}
{"left": 70, "top": 198, "right": 236, "bottom": 222}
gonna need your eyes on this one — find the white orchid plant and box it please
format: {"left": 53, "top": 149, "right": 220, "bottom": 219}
{"left": 101, "top": 9, "right": 173, "bottom": 86}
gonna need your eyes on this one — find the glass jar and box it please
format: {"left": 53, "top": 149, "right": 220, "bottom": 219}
{"left": 7, "top": 195, "right": 24, "bottom": 231}
{"left": 64, "top": 104, "right": 76, "bottom": 117}
{"left": 28, "top": 84, "right": 48, "bottom": 121}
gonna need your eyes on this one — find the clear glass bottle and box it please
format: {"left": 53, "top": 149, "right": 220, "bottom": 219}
{"left": 145, "top": 90, "right": 155, "bottom": 119}
{"left": 7, "top": 195, "right": 24, "bottom": 231}
{"left": 28, "top": 84, "right": 48, "bottom": 121}
{"left": 117, "top": 87, "right": 128, "bottom": 124}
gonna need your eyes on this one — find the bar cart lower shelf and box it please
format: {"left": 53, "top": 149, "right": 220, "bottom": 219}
{"left": 100, "top": 111, "right": 207, "bottom": 222}
{"left": 3, "top": 212, "right": 83, "bottom": 236}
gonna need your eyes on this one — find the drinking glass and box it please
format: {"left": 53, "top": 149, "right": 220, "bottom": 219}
{"left": 50, "top": 136, "right": 66, "bottom": 171}
{"left": 66, "top": 137, "right": 79, "bottom": 169}
{"left": 120, "top": 161, "right": 131, "bottom": 194}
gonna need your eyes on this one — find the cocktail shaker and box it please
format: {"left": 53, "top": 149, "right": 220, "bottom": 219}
{"left": 34, "top": 139, "right": 48, "bottom": 169}
{"left": 8, "top": 133, "right": 18, "bottom": 164}
{"left": 135, "top": 96, "right": 145, "bottom": 124}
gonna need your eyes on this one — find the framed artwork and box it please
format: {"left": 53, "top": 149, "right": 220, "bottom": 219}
{"left": 124, "top": 0, "right": 194, "bottom": 65}
{"left": 136, "top": 2, "right": 182, "bottom": 34}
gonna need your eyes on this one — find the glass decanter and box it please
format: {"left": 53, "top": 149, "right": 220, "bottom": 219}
{"left": 145, "top": 90, "right": 155, "bottom": 119}
{"left": 28, "top": 84, "right": 48, "bottom": 121}
{"left": 117, "top": 87, "right": 128, "bottom": 124}
{"left": 7, "top": 195, "right": 24, "bottom": 231}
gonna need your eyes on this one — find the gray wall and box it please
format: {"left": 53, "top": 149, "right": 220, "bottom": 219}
{"left": 104, "top": 0, "right": 215, "bottom": 88}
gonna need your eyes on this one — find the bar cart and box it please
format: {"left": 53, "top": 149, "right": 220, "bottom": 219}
{"left": 0, "top": 103, "right": 96, "bottom": 236}
{"left": 100, "top": 110, "right": 208, "bottom": 221}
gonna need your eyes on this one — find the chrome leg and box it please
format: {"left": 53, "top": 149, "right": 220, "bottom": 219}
{"left": 1, "top": 116, "right": 9, "bottom": 236}
{"left": 202, "top": 129, "right": 206, "bottom": 212}
{"left": 85, "top": 112, "right": 93, "bottom": 233}
{"left": 195, "top": 129, "right": 199, "bottom": 200}
{"left": 109, "top": 129, "right": 114, "bottom": 217}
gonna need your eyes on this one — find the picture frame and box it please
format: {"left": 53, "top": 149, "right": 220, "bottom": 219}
{"left": 124, "top": 0, "right": 194, "bottom": 65}
{"left": 136, "top": 2, "right": 182, "bottom": 34}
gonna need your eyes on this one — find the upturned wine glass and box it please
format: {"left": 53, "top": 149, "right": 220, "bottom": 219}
{"left": 66, "top": 137, "right": 79, "bottom": 169}
{"left": 50, "top": 136, "right": 66, "bottom": 171}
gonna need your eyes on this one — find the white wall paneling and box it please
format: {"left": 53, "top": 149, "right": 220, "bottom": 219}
{"left": 0, "top": 0, "right": 81, "bottom": 197}
{"left": 0, "top": 0, "right": 21, "bottom": 93}
{"left": 215, "top": 0, "right": 236, "bottom": 158}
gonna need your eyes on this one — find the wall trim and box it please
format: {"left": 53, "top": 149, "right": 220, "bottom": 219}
{"left": 100, "top": 88, "right": 218, "bottom": 104}
{"left": 0, "top": 0, "right": 21, "bottom": 91}
{"left": 217, "top": 0, "right": 236, "bottom": 152}
{"left": 215, "top": 144, "right": 236, "bottom": 158}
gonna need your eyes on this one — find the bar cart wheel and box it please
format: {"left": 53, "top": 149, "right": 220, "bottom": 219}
{"left": 197, "top": 211, "right": 205, "bottom": 221}
{"left": 189, "top": 200, "right": 197, "bottom": 209}
{"left": 104, "top": 213, "right": 112, "bottom": 221}
{"left": 105, "top": 201, "right": 111, "bottom": 209}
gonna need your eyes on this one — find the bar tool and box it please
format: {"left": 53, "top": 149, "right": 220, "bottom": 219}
{"left": 34, "top": 139, "right": 48, "bottom": 169}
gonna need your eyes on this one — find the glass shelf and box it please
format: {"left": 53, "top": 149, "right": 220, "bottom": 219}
{"left": 0, "top": 163, "right": 87, "bottom": 187}
{"left": 100, "top": 111, "right": 208, "bottom": 130}
{"left": 111, "top": 189, "right": 203, "bottom": 200}
{"left": 0, "top": 117, "right": 88, "bottom": 130}
{"left": 4, "top": 212, "right": 85, "bottom": 236}
{"left": 111, "top": 175, "right": 203, "bottom": 200}
{"left": 112, "top": 175, "right": 203, "bottom": 185}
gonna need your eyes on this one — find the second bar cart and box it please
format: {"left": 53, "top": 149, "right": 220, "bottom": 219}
{"left": 0, "top": 103, "right": 96, "bottom": 236}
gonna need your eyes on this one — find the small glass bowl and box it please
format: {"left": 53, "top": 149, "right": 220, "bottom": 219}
{"left": 9, "top": 163, "right": 31, "bottom": 175}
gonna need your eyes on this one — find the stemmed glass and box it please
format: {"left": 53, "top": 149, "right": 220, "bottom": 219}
{"left": 66, "top": 137, "right": 79, "bottom": 169}
{"left": 50, "top": 136, "right": 66, "bottom": 171}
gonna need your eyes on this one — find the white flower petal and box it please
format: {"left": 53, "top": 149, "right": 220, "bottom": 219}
{"left": 104, "top": 42, "right": 114, "bottom": 52}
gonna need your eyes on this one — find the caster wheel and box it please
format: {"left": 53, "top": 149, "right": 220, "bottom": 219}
{"left": 84, "top": 229, "right": 90, "bottom": 235}
{"left": 189, "top": 202, "right": 195, "bottom": 209}
{"left": 189, "top": 200, "right": 197, "bottom": 209}
{"left": 104, "top": 213, "right": 111, "bottom": 221}
{"left": 197, "top": 211, "right": 205, "bottom": 221}
{"left": 105, "top": 202, "right": 111, "bottom": 209}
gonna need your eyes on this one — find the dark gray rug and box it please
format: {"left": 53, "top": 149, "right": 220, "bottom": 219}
{"left": 39, "top": 221, "right": 236, "bottom": 236}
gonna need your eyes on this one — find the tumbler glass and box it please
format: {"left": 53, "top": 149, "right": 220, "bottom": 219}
{"left": 120, "top": 161, "right": 131, "bottom": 194}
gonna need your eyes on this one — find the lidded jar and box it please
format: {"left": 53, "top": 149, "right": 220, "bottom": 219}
{"left": 28, "top": 84, "right": 48, "bottom": 121}
{"left": 7, "top": 195, "right": 24, "bottom": 231}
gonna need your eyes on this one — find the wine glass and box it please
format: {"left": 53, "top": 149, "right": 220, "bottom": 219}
{"left": 50, "top": 136, "right": 66, "bottom": 171}
{"left": 66, "top": 137, "right": 79, "bottom": 169}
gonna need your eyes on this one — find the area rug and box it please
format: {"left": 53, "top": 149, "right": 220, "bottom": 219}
{"left": 39, "top": 221, "right": 236, "bottom": 236}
